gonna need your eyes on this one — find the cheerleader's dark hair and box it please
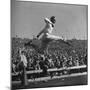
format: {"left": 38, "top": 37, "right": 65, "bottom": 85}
{"left": 50, "top": 16, "right": 56, "bottom": 24}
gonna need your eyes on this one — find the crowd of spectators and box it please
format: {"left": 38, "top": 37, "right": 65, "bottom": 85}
{"left": 12, "top": 46, "right": 87, "bottom": 74}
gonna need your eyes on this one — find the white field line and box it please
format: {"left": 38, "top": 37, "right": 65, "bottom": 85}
{"left": 12, "top": 72, "right": 87, "bottom": 84}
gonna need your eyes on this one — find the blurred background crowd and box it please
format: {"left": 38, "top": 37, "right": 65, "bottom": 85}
{"left": 11, "top": 37, "right": 87, "bottom": 74}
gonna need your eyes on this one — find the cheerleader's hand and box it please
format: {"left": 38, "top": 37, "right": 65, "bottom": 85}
{"left": 37, "top": 35, "right": 39, "bottom": 39}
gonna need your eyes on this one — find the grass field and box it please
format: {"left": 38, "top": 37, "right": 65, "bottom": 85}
{"left": 12, "top": 72, "right": 87, "bottom": 89}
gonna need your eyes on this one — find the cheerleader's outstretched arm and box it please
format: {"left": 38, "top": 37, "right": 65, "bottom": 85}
{"left": 37, "top": 29, "right": 44, "bottom": 38}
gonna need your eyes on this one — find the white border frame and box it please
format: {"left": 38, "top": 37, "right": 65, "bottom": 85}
{"left": 0, "top": 0, "right": 89, "bottom": 90}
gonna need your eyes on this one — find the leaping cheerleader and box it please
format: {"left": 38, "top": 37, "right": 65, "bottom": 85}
{"left": 25, "top": 16, "right": 71, "bottom": 53}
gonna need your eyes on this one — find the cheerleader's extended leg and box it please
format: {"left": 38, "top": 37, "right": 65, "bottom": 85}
{"left": 46, "top": 33, "right": 64, "bottom": 40}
